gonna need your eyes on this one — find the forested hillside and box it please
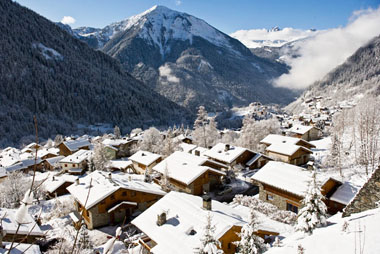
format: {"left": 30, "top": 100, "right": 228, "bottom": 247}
{"left": 0, "top": 0, "right": 191, "bottom": 146}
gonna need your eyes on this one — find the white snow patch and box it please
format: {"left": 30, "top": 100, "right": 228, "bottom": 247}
{"left": 32, "top": 43, "right": 63, "bottom": 61}
{"left": 158, "top": 65, "right": 180, "bottom": 83}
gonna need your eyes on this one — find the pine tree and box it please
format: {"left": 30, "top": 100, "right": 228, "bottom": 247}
{"left": 296, "top": 170, "right": 327, "bottom": 234}
{"left": 196, "top": 213, "right": 223, "bottom": 254}
{"left": 114, "top": 125, "right": 121, "bottom": 139}
{"left": 93, "top": 142, "right": 109, "bottom": 171}
{"left": 193, "top": 106, "right": 209, "bottom": 148}
{"left": 235, "top": 206, "right": 266, "bottom": 254}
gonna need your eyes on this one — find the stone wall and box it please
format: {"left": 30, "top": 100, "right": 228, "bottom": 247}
{"left": 342, "top": 166, "right": 380, "bottom": 217}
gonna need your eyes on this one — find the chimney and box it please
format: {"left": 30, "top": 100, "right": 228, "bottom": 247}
{"left": 202, "top": 195, "right": 212, "bottom": 210}
{"left": 156, "top": 211, "right": 167, "bottom": 226}
{"left": 108, "top": 172, "right": 112, "bottom": 180}
{"left": 52, "top": 176, "right": 55, "bottom": 181}
{"left": 75, "top": 179, "right": 79, "bottom": 185}
{"left": 225, "top": 144, "right": 230, "bottom": 152}
{"left": 194, "top": 150, "right": 200, "bottom": 156}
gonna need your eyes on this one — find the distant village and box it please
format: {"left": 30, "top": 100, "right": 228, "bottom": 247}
{"left": 0, "top": 98, "right": 378, "bottom": 254}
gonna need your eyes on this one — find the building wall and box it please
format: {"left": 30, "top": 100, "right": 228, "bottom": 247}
{"left": 78, "top": 187, "right": 164, "bottom": 229}
{"left": 219, "top": 225, "right": 241, "bottom": 254}
{"left": 266, "top": 150, "right": 310, "bottom": 166}
{"left": 256, "top": 182, "right": 302, "bottom": 212}
{"left": 58, "top": 143, "right": 73, "bottom": 156}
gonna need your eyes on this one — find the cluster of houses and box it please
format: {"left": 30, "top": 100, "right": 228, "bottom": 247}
{"left": 0, "top": 124, "right": 360, "bottom": 254}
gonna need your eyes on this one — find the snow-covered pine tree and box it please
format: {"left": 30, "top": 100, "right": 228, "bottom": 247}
{"left": 160, "top": 162, "right": 171, "bottom": 192}
{"left": 235, "top": 206, "right": 266, "bottom": 254}
{"left": 114, "top": 125, "right": 121, "bottom": 139}
{"left": 93, "top": 142, "right": 109, "bottom": 171}
{"left": 196, "top": 213, "right": 223, "bottom": 254}
{"left": 296, "top": 170, "right": 327, "bottom": 234}
{"left": 193, "top": 106, "right": 210, "bottom": 148}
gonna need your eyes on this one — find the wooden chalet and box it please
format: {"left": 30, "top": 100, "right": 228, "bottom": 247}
{"left": 152, "top": 151, "right": 226, "bottom": 195}
{"left": 0, "top": 208, "right": 44, "bottom": 244}
{"left": 132, "top": 192, "right": 279, "bottom": 254}
{"left": 129, "top": 151, "right": 162, "bottom": 175}
{"left": 103, "top": 138, "right": 137, "bottom": 158}
{"left": 58, "top": 139, "right": 91, "bottom": 156}
{"left": 260, "top": 134, "right": 316, "bottom": 150}
{"left": 288, "top": 125, "right": 321, "bottom": 141}
{"left": 42, "top": 174, "right": 78, "bottom": 198}
{"left": 44, "top": 156, "right": 64, "bottom": 171}
{"left": 67, "top": 171, "right": 166, "bottom": 229}
{"left": 265, "top": 142, "right": 312, "bottom": 166}
{"left": 204, "top": 143, "right": 271, "bottom": 170}
{"left": 59, "top": 149, "right": 92, "bottom": 175}
{"left": 321, "top": 178, "right": 358, "bottom": 215}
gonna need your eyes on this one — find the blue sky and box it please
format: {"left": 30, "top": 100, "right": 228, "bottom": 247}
{"left": 15, "top": 0, "right": 380, "bottom": 33}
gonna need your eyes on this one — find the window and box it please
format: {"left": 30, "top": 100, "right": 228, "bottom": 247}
{"left": 266, "top": 194, "right": 274, "bottom": 201}
{"left": 286, "top": 203, "right": 298, "bottom": 214}
{"left": 122, "top": 191, "right": 127, "bottom": 197}
{"left": 100, "top": 200, "right": 105, "bottom": 205}
{"left": 65, "top": 164, "right": 67, "bottom": 167}
{"left": 110, "top": 194, "right": 115, "bottom": 200}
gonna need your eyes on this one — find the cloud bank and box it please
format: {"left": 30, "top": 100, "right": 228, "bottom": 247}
{"left": 274, "top": 7, "right": 380, "bottom": 90}
{"left": 61, "top": 16, "right": 76, "bottom": 25}
{"left": 230, "top": 27, "right": 320, "bottom": 48}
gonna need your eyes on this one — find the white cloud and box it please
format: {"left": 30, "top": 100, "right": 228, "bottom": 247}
{"left": 175, "top": 0, "right": 182, "bottom": 6}
{"left": 230, "top": 27, "right": 320, "bottom": 48}
{"left": 61, "top": 16, "right": 76, "bottom": 25}
{"left": 274, "top": 7, "right": 380, "bottom": 90}
{"left": 159, "top": 65, "right": 180, "bottom": 83}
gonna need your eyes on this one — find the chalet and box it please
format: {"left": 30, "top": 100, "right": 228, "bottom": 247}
{"left": 204, "top": 143, "right": 271, "bottom": 170}
{"left": 58, "top": 139, "right": 91, "bottom": 156}
{"left": 42, "top": 174, "right": 78, "bottom": 198}
{"left": 260, "top": 134, "right": 316, "bottom": 150}
{"left": 152, "top": 151, "right": 226, "bottom": 195}
{"left": 102, "top": 138, "right": 136, "bottom": 158}
{"left": 251, "top": 161, "right": 312, "bottom": 214}
{"left": 103, "top": 144, "right": 118, "bottom": 160}
{"left": 107, "top": 160, "right": 134, "bottom": 173}
{"left": 179, "top": 143, "right": 197, "bottom": 153}
{"left": 21, "top": 142, "right": 41, "bottom": 153}
{"left": 0, "top": 208, "right": 44, "bottom": 243}
{"left": 37, "top": 148, "right": 59, "bottom": 160}
{"left": 289, "top": 125, "right": 321, "bottom": 141}
{"left": 132, "top": 191, "right": 279, "bottom": 254}
{"left": 5, "top": 158, "right": 44, "bottom": 174}
{"left": 321, "top": 178, "right": 358, "bottom": 215}
{"left": 59, "top": 149, "right": 92, "bottom": 175}
{"left": 44, "top": 156, "right": 64, "bottom": 171}
{"left": 129, "top": 151, "right": 162, "bottom": 174}
{"left": 67, "top": 171, "right": 165, "bottom": 229}
{"left": 265, "top": 143, "right": 312, "bottom": 166}
{"left": 173, "top": 134, "right": 193, "bottom": 144}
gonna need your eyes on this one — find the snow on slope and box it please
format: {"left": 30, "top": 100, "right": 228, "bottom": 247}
{"left": 266, "top": 207, "right": 380, "bottom": 254}
{"left": 230, "top": 27, "right": 320, "bottom": 48}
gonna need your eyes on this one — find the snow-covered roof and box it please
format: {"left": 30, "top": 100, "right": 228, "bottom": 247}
{"left": 190, "top": 146, "right": 209, "bottom": 157}
{"left": 266, "top": 143, "right": 312, "bottom": 156}
{"left": 289, "top": 125, "right": 314, "bottom": 135}
{"left": 129, "top": 151, "right": 161, "bottom": 166}
{"left": 45, "top": 155, "right": 65, "bottom": 165}
{"left": 1, "top": 242, "right": 41, "bottom": 254}
{"left": 0, "top": 167, "right": 7, "bottom": 178}
{"left": 36, "top": 148, "right": 59, "bottom": 158}
{"left": 67, "top": 171, "right": 165, "bottom": 210}
{"left": 102, "top": 138, "right": 131, "bottom": 147}
{"left": 5, "top": 158, "right": 43, "bottom": 173}
{"left": 62, "top": 139, "right": 91, "bottom": 152}
{"left": 260, "top": 134, "right": 315, "bottom": 148}
{"left": 0, "top": 208, "right": 44, "bottom": 236}
{"left": 179, "top": 143, "right": 197, "bottom": 153}
{"left": 132, "top": 191, "right": 247, "bottom": 254}
{"left": 153, "top": 152, "right": 225, "bottom": 185}
{"left": 60, "top": 149, "right": 93, "bottom": 164}
{"left": 43, "top": 174, "right": 78, "bottom": 193}
{"left": 204, "top": 143, "right": 247, "bottom": 164}
{"left": 330, "top": 182, "right": 359, "bottom": 205}
{"left": 251, "top": 161, "right": 312, "bottom": 197}
{"left": 108, "top": 160, "right": 133, "bottom": 170}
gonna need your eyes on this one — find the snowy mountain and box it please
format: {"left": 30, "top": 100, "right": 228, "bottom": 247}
{"left": 286, "top": 34, "right": 380, "bottom": 113}
{"left": 73, "top": 6, "right": 297, "bottom": 111}
{"left": 0, "top": 0, "right": 190, "bottom": 146}
{"left": 230, "top": 27, "right": 320, "bottom": 49}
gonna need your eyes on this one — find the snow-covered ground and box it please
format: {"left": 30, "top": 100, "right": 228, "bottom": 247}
{"left": 266, "top": 207, "right": 380, "bottom": 254}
